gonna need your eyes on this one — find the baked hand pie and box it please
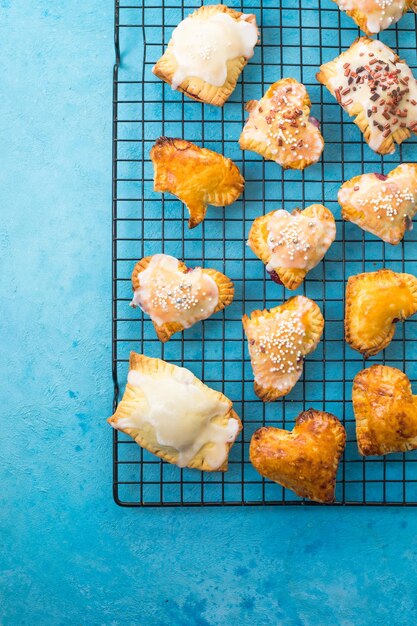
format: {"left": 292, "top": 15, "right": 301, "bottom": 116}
{"left": 317, "top": 37, "right": 417, "bottom": 155}
{"left": 109, "top": 353, "right": 242, "bottom": 471}
{"left": 250, "top": 409, "right": 346, "bottom": 503}
{"left": 151, "top": 137, "right": 244, "bottom": 228}
{"left": 345, "top": 269, "right": 417, "bottom": 357}
{"left": 131, "top": 254, "right": 234, "bottom": 342}
{"left": 239, "top": 78, "right": 324, "bottom": 170}
{"left": 338, "top": 164, "right": 417, "bottom": 245}
{"left": 152, "top": 4, "right": 259, "bottom": 106}
{"left": 247, "top": 204, "right": 336, "bottom": 290}
{"left": 242, "top": 296, "right": 324, "bottom": 401}
{"left": 332, "top": 0, "right": 417, "bottom": 35}
{"left": 353, "top": 365, "right": 417, "bottom": 456}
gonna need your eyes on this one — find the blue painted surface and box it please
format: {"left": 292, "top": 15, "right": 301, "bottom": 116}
{"left": 2, "top": 1, "right": 417, "bottom": 624}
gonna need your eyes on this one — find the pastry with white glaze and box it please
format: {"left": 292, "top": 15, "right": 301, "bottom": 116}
{"left": 242, "top": 296, "right": 324, "bottom": 401}
{"left": 151, "top": 137, "right": 244, "bottom": 229}
{"left": 109, "top": 353, "right": 242, "bottom": 471}
{"left": 338, "top": 164, "right": 417, "bottom": 245}
{"left": 239, "top": 78, "right": 324, "bottom": 170}
{"left": 345, "top": 269, "right": 417, "bottom": 357}
{"left": 131, "top": 254, "right": 234, "bottom": 342}
{"left": 333, "top": 0, "right": 417, "bottom": 35}
{"left": 317, "top": 37, "right": 417, "bottom": 155}
{"left": 152, "top": 4, "right": 259, "bottom": 106}
{"left": 247, "top": 204, "right": 336, "bottom": 289}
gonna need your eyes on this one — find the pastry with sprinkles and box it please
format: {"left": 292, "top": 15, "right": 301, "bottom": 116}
{"left": 332, "top": 0, "right": 417, "bottom": 36}
{"left": 247, "top": 204, "right": 336, "bottom": 289}
{"left": 317, "top": 37, "right": 417, "bottom": 155}
{"left": 239, "top": 78, "right": 324, "bottom": 170}
{"left": 151, "top": 137, "right": 244, "bottom": 229}
{"left": 352, "top": 365, "right": 417, "bottom": 457}
{"left": 250, "top": 409, "right": 346, "bottom": 503}
{"left": 242, "top": 296, "right": 324, "bottom": 401}
{"left": 338, "top": 164, "right": 417, "bottom": 244}
{"left": 345, "top": 269, "right": 417, "bottom": 357}
{"left": 152, "top": 4, "right": 259, "bottom": 106}
{"left": 131, "top": 254, "right": 234, "bottom": 342}
{"left": 109, "top": 353, "right": 242, "bottom": 471}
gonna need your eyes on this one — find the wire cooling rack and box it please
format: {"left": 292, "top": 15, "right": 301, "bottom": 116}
{"left": 112, "top": 0, "right": 417, "bottom": 506}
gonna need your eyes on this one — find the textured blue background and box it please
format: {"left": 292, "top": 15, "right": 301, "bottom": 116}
{"left": 2, "top": 1, "right": 417, "bottom": 624}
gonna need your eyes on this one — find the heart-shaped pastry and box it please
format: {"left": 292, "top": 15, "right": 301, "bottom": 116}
{"left": 247, "top": 204, "right": 336, "bottom": 290}
{"left": 239, "top": 78, "right": 324, "bottom": 170}
{"left": 339, "top": 164, "right": 417, "bottom": 245}
{"left": 353, "top": 365, "right": 417, "bottom": 456}
{"left": 345, "top": 269, "right": 417, "bottom": 357}
{"left": 131, "top": 254, "right": 234, "bottom": 342}
{"left": 109, "top": 353, "right": 242, "bottom": 471}
{"left": 151, "top": 137, "right": 244, "bottom": 229}
{"left": 242, "top": 296, "right": 324, "bottom": 401}
{"left": 250, "top": 409, "right": 346, "bottom": 503}
{"left": 332, "top": 0, "right": 417, "bottom": 35}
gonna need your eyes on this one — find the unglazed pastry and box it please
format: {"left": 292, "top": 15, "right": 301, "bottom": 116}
{"left": 109, "top": 353, "right": 242, "bottom": 471}
{"left": 247, "top": 205, "right": 336, "bottom": 289}
{"left": 317, "top": 38, "right": 417, "bottom": 155}
{"left": 151, "top": 137, "right": 244, "bottom": 228}
{"left": 333, "top": 0, "right": 417, "bottom": 35}
{"left": 352, "top": 365, "right": 417, "bottom": 456}
{"left": 130, "top": 254, "right": 234, "bottom": 342}
{"left": 345, "top": 269, "right": 417, "bottom": 357}
{"left": 339, "top": 164, "right": 417, "bottom": 245}
{"left": 239, "top": 78, "right": 324, "bottom": 170}
{"left": 242, "top": 296, "right": 324, "bottom": 401}
{"left": 250, "top": 409, "right": 346, "bottom": 503}
{"left": 152, "top": 4, "right": 259, "bottom": 106}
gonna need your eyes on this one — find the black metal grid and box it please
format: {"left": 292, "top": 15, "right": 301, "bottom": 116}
{"left": 112, "top": 0, "right": 417, "bottom": 506}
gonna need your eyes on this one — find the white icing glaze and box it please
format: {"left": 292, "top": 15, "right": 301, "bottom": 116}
{"left": 131, "top": 254, "right": 219, "bottom": 328}
{"left": 115, "top": 366, "right": 239, "bottom": 469}
{"left": 327, "top": 39, "right": 417, "bottom": 153}
{"left": 338, "top": 0, "right": 407, "bottom": 33}
{"left": 170, "top": 12, "right": 258, "bottom": 89}
{"left": 264, "top": 209, "right": 336, "bottom": 271}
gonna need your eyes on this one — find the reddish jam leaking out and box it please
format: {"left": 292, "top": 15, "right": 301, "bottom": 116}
{"left": 308, "top": 116, "right": 320, "bottom": 129}
{"left": 268, "top": 270, "right": 283, "bottom": 285}
{"left": 374, "top": 173, "right": 388, "bottom": 181}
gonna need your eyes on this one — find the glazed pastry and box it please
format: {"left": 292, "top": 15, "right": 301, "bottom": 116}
{"left": 332, "top": 0, "right": 417, "bottom": 35}
{"left": 152, "top": 4, "right": 259, "bottom": 106}
{"left": 250, "top": 409, "right": 346, "bottom": 503}
{"left": 131, "top": 254, "right": 234, "bottom": 342}
{"left": 338, "top": 164, "right": 417, "bottom": 245}
{"left": 352, "top": 365, "right": 417, "bottom": 456}
{"left": 151, "top": 137, "right": 244, "bottom": 228}
{"left": 345, "top": 269, "right": 417, "bottom": 357}
{"left": 239, "top": 78, "right": 324, "bottom": 170}
{"left": 317, "top": 37, "right": 417, "bottom": 155}
{"left": 242, "top": 296, "right": 324, "bottom": 401}
{"left": 109, "top": 353, "right": 242, "bottom": 471}
{"left": 247, "top": 204, "right": 336, "bottom": 290}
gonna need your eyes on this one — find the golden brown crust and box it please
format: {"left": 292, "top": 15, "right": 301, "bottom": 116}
{"left": 242, "top": 296, "right": 324, "bottom": 401}
{"left": 317, "top": 37, "right": 416, "bottom": 155}
{"left": 152, "top": 5, "right": 259, "bottom": 106}
{"left": 108, "top": 353, "right": 242, "bottom": 472}
{"left": 131, "top": 255, "right": 234, "bottom": 342}
{"left": 250, "top": 409, "right": 346, "bottom": 503}
{"left": 338, "top": 164, "right": 417, "bottom": 245}
{"left": 352, "top": 365, "right": 417, "bottom": 456}
{"left": 247, "top": 204, "right": 336, "bottom": 289}
{"left": 345, "top": 269, "right": 417, "bottom": 357}
{"left": 239, "top": 78, "right": 324, "bottom": 170}
{"left": 151, "top": 137, "right": 244, "bottom": 228}
{"left": 332, "top": 0, "right": 416, "bottom": 35}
